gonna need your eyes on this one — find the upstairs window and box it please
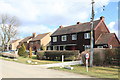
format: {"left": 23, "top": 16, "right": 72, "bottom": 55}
{"left": 62, "top": 35, "right": 67, "bottom": 41}
{"left": 72, "top": 34, "right": 77, "bottom": 40}
{"left": 84, "top": 33, "right": 90, "bottom": 39}
{"left": 53, "top": 37, "right": 57, "bottom": 42}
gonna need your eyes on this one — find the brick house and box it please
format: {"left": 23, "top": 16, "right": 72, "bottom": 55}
{"left": 49, "top": 16, "right": 120, "bottom": 52}
{"left": 19, "top": 35, "right": 34, "bottom": 50}
{"left": 9, "top": 39, "right": 23, "bottom": 50}
{"left": 19, "top": 32, "right": 51, "bottom": 51}
{"left": 29, "top": 32, "right": 51, "bottom": 51}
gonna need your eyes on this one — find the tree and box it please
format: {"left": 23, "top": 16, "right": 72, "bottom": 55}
{"left": 18, "top": 43, "right": 26, "bottom": 56}
{"left": 29, "top": 47, "right": 32, "bottom": 58}
{"left": 0, "top": 14, "right": 20, "bottom": 51}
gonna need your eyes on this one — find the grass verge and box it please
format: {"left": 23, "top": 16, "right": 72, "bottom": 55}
{"left": 0, "top": 55, "right": 60, "bottom": 65}
{"left": 50, "top": 65, "right": 119, "bottom": 78}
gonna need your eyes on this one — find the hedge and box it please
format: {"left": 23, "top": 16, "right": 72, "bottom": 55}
{"left": 81, "top": 48, "right": 120, "bottom": 66}
{"left": 36, "top": 50, "right": 80, "bottom": 61}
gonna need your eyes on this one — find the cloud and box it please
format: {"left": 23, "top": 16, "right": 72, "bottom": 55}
{"left": 0, "top": 0, "right": 118, "bottom": 37}
{"left": 18, "top": 25, "right": 57, "bottom": 37}
{"left": 107, "top": 21, "right": 118, "bottom": 37}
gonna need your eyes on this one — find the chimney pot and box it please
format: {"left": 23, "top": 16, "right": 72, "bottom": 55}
{"left": 32, "top": 33, "right": 36, "bottom": 38}
{"left": 77, "top": 22, "right": 81, "bottom": 24}
{"left": 100, "top": 16, "right": 105, "bottom": 21}
{"left": 59, "top": 25, "right": 63, "bottom": 28}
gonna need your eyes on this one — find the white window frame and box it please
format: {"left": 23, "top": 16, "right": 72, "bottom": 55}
{"left": 61, "top": 35, "right": 67, "bottom": 41}
{"left": 53, "top": 37, "right": 57, "bottom": 42}
{"left": 72, "top": 34, "right": 77, "bottom": 40}
{"left": 84, "top": 45, "right": 90, "bottom": 50}
{"left": 84, "top": 33, "right": 90, "bottom": 39}
{"left": 110, "top": 45, "right": 112, "bottom": 49}
{"left": 97, "top": 46, "right": 103, "bottom": 48}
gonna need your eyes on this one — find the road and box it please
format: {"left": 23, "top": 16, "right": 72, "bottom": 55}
{"left": 0, "top": 59, "right": 91, "bottom": 78}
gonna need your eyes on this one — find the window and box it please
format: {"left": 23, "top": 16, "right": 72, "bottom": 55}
{"left": 84, "top": 45, "right": 90, "bottom": 50}
{"left": 72, "top": 34, "right": 77, "bottom": 40}
{"left": 84, "top": 33, "right": 90, "bottom": 39}
{"left": 97, "top": 46, "right": 103, "bottom": 48}
{"left": 30, "top": 42, "right": 33, "bottom": 44}
{"left": 53, "top": 46, "right": 57, "bottom": 50}
{"left": 53, "top": 37, "right": 57, "bottom": 42}
{"left": 62, "top": 35, "right": 67, "bottom": 41}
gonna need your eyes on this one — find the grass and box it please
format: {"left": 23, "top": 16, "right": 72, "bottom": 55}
{"left": 0, "top": 55, "right": 61, "bottom": 65}
{"left": 50, "top": 65, "right": 119, "bottom": 78}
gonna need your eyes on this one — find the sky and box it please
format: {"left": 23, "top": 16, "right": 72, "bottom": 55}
{"left": 0, "top": 0, "right": 119, "bottom": 39}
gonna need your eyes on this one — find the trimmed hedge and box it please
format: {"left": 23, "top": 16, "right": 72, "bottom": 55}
{"left": 36, "top": 50, "right": 80, "bottom": 61}
{"left": 36, "top": 51, "right": 45, "bottom": 60}
{"left": 81, "top": 48, "right": 120, "bottom": 66}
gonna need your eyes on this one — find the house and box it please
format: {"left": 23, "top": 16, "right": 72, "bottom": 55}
{"left": 19, "top": 34, "right": 34, "bottom": 50}
{"left": 49, "top": 16, "right": 120, "bottom": 52}
{"left": 9, "top": 39, "right": 23, "bottom": 50}
{"left": 29, "top": 32, "right": 51, "bottom": 51}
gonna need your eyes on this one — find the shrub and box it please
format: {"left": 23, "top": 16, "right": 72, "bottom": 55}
{"left": 44, "top": 50, "right": 79, "bottom": 61}
{"left": 104, "top": 48, "right": 120, "bottom": 66}
{"left": 81, "top": 48, "right": 120, "bottom": 66}
{"left": 36, "top": 51, "right": 45, "bottom": 60}
{"left": 18, "top": 43, "right": 28, "bottom": 57}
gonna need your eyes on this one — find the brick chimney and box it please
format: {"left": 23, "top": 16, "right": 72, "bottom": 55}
{"left": 59, "top": 25, "right": 63, "bottom": 28}
{"left": 76, "top": 22, "right": 81, "bottom": 24}
{"left": 32, "top": 33, "right": 36, "bottom": 38}
{"left": 100, "top": 16, "right": 105, "bottom": 21}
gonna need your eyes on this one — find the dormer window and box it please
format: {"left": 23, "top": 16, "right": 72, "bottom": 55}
{"left": 72, "top": 34, "right": 77, "bottom": 40}
{"left": 62, "top": 35, "right": 67, "bottom": 41}
{"left": 84, "top": 33, "right": 90, "bottom": 39}
{"left": 53, "top": 37, "right": 57, "bottom": 42}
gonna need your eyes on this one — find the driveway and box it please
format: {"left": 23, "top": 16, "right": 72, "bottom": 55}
{"left": 0, "top": 59, "right": 91, "bottom": 78}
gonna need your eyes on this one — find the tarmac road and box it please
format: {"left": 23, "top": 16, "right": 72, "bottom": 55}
{"left": 0, "top": 59, "right": 92, "bottom": 78}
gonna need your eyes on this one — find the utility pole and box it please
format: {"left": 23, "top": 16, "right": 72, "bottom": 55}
{"left": 90, "top": 0, "right": 95, "bottom": 67}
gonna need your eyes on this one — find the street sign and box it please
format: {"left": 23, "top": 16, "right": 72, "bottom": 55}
{"left": 85, "top": 53, "right": 89, "bottom": 72}
{"left": 86, "top": 53, "right": 89, "bottom": 59}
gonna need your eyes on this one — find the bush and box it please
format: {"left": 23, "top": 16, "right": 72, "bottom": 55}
{"left": 81, "top": 48, "right": 120, "bottom": 66}
{"left": 36, "top": 51, "right": 45, "bottom": 60}
{"left": 44, "top": 50, "right": 79, "bottom": 61}
{"left": 81, "top": 49, "right": 106, "bottom": 66}
{"left": 104, "top": 48, "right": 120, "bottom": 66}
{"left": 18, "top": 43, "right": 28, "bottom": 57}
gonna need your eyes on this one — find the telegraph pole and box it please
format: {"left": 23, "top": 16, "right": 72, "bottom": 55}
{"left": 90, "top": 0, "right": 95, "bottom": 67}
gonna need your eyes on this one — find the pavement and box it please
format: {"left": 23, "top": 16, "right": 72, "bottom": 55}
{"left": 39, "top": 60, "right": 83, "bottom": 68}
{"left": 0, "top": 59, "right": 92, "bottom": 78}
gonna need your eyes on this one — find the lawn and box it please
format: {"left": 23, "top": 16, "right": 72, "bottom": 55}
{"left": 50, "top": 65, "right": 119, "bottom": 78}
{"left": 0, "top": 55, "right": 61, "bottom": 65}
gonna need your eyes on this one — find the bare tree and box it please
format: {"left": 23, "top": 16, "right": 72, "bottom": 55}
{"left": 0, "top": 14, "right": 20, "bottom": 51}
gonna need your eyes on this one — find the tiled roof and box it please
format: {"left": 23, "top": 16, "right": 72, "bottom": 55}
{"left": 30, "top": 33, "right": 50, "bottom": 41}
{"left": 10, "top": 39, "right": 21, "bottom": 43}
{"left": 20, "top": 36, "right": 32, "bottom": 43}
{"left": 95, "top": 33, "right": 115, "bottom": 45}
{"left": 51, "top": 20, "right": 100, "bottom": 36}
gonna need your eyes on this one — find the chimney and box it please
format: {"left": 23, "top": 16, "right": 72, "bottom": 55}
{"left": 59, "top": 25, "right": 63, "bottom": 28}
{"left": 32, "top": 33, "right": 36, "bottom": 38}
{"left": 76, "top": 22, "right": 81, "bottom": 24}
{"left": 100, "top": 16, "right": 105, "bottom": 21}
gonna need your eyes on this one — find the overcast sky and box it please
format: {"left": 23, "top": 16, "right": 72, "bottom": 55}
{"left": 0, "top": 0, "right": 119, "bottom": 39}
